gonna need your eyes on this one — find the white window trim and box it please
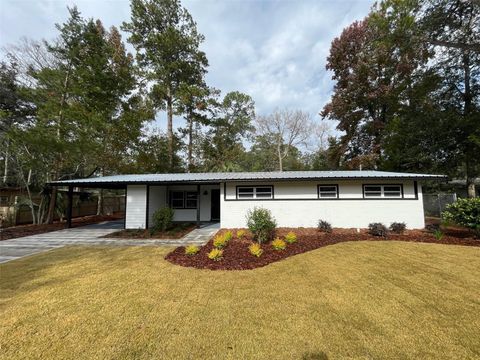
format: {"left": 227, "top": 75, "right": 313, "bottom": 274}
{"left": 363, "top": 184, "right": 403, "bottom": 199}
{"left": 236, "top": 186, "right": 273, "bottom": 200}
{"left": 318, "top": 185, "right": 339, "bottom": 199}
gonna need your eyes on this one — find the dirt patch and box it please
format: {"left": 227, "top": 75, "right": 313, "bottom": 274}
{"left": 0, "top": 214, "right": 123, "bottom": 241}
{"left": 103, "top": 223, "right": 196, "bottom": 239}
{"left": 165, "top": 227, "right": 480, "bottom": 271}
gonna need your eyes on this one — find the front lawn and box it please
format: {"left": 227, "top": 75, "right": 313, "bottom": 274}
{"left": 1, "top": 242, "right": 479, "bottom": 359}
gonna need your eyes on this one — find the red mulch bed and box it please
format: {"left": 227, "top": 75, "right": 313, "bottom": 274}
{"left": 165, "top": 227, "right": 480, "bottom": 271}
{"left": 0, "top": 214, "right": 123, "bottom": 241}
{"left": 103, "top": 224, "right": 196, "bottom": 239}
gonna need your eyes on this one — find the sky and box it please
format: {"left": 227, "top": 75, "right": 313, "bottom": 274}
{"left": 0, "top": 0, "right": 373, "bottom": 131}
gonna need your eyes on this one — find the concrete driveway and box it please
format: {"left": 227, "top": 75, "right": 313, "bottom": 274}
{"left": 0, "top": 221, "right": 219, "bottom": 264}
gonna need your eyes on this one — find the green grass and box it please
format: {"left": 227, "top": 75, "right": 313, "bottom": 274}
{"left": 1, "top": 241, "right": 479, "bottom": 359}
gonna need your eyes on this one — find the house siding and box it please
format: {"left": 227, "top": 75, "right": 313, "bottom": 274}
{"left": 144, "top": 184, "right": 220, "bottom": 224}
{"left": 125, "top": 185, "right": 147, "bottom": 229}
{"left": 220, "top": 180, "right": 425, "bottom": 229}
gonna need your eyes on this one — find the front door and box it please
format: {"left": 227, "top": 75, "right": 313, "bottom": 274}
{"left": 211, "top": 189, "right": 220, "bottom": 221}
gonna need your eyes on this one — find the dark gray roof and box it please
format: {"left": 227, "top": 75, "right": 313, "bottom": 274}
{"left": 50, "top": 171, "right": 447, "bottom": 187}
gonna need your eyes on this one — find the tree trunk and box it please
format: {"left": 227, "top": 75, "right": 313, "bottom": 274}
{"left": 3, "top": 141, "right": 8, "bottom": 184}
{"left": 277, "top": 143, "right": 283, "bottom": 172}
{"left": 187, "top": 115, "right": 193, "bottom": 173}
{"left": 46, "top": 187, "right": 57, "bottom": 224}
{"left": 166, "top": 86, "right": 174, "bottom": 171}
{"left": 96, "top": 168, "right": 105, "bottom": 215}
{"left": 463, "top": 52, "right": 476, "bottom": 198}
{"left": 96, "top": 189, "right": 104, "bottom": 215}
{"left": 47, "top": 67, "right": 70, "bottom": 224}
{"left": 467, "top": 179, "right": 476, "bottom": 198}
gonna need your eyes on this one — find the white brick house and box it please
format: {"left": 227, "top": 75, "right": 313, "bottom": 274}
{"left": 52, "top": 171, "right": 446, "bottom": 229}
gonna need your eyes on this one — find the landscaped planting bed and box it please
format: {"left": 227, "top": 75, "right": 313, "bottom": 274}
{"left": 166, "top": 226, "right": 480, "bottom": 270}
{"left": 103, "top": 223, "right": 196, "bottom": 239}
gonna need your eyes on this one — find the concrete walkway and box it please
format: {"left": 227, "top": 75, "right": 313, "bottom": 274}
{"left": 0, "top": 221, "right": 219, "bottom": 264}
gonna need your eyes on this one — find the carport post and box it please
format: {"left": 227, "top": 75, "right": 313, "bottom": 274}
{"left": 196, "top": 184, "right": 201, "bottom": 227}
{"left": 66, "top": 185, "right": 73, "bottom": 228}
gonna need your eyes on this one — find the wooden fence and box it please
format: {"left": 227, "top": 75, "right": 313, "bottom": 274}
{"left": 3, "top": 195, "right": 125, "bottom": 226}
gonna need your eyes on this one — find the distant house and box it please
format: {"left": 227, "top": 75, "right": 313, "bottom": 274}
{"left": 51, "top": 171, "right": 446, "bottom": 229}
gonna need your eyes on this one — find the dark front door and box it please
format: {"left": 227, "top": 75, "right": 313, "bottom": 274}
{"left": 211, "top": 189, "right": 220, "bottom": 221}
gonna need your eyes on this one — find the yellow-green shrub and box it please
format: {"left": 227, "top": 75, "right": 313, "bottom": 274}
{"left": 223, "top": 231, "right": 233, "bottom": 242}
{"left": 208, "top": 248, "right": 223, "bottom": 261}
{"left": 237, "top": 229, "right": 247, "bottom": 239}
{"left": 248, "top": 243, "right": 263, "bottom": 257}
{"left": 284, "top": 232, "right": 297, "bottom": 244}
{"left": 272, "top": 238, "right": 286, "bottom": 251}
{"left": 213, "top": 235, "right": 227, "bottom": 249}
{"left": 184, "top": 245, "right": 200, "bottom": 256}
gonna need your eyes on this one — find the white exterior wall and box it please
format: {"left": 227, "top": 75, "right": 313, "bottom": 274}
{"left": 220, "top": 180, "right": 425, "bottom": 229}
{"left": 148, "top": 186, "right": 167, "bottom": 226}
{"left": 148, "top": 184, "right": 219, "bottom": 223}
{"left": 125, "top": 185, "right": 147, "bottom": 229}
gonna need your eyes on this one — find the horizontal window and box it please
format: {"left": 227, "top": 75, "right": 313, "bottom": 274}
{"left": 170, "top": 191, "right": 198, "bottom": 209}
{"left": 363, "top": 185, "right": 402, "bottom": 198}
{"left": 236, "top": 186, "right": 273, "bottom": 199}
{"left": 185, "top": 191, "right": 198, "bottom": 209}
{"left": 318, "top": 185, "right": 338, "bottom": 199}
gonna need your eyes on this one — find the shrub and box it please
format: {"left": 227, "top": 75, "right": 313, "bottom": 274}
{"left": 236, "top": 229, "right": 247, "bottom": 239}
{"left": 433, "top": 229, "right": 444, "bottom": 241}
{"left": 272, "top": 238, "right": 286, "bottom": 251}
{"left": 213, "top": 235, "right": 228, "bottom": 249}
{"left": 368, "top": 223, "right": 388, "bottom": 237}
{"left": 389, "top": 222, "right": 406, "bottom": 234}
{"left": 317, "top": 220, "right": 332, "bottom": 233}
{"left": 223, "top": 230, "right": 233, "bottom": 242}
{"left": 284, "top": 231, "right": 297, "bottom": 244}
{"left": 151, "top": 207, "right": 174, "bottom": 232}
{"left": 442, "top": 198, "right": 480, "bottom": 237}
{"left": 246, "top": 207, "right": 277, "bottom": 244}
{"left": 185, "top": 245, "right": 200, "bottom": 256}
{"left": 207, "top": 248, "right": 223, "bottom": 261}
{"left": 248, "top": 243, "right": 263, "bottom": 257}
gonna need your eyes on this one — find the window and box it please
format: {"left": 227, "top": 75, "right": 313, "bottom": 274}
{"left": 363, "top": 184, "right": 402, "bottom": 198}
{"left": 185, "top": 191, "right": 198, "bottom": 209}
{"left": 170, "top": 191, "right": 199, "bottom": 209}
{"left": 318, "top": 185, "right": 338, "bottom": 199}
{"left": 236, "top": 186, "right": 273, "bottom": 199}
{"left": 170, "top": 191, "right": 184, "bottom": 208}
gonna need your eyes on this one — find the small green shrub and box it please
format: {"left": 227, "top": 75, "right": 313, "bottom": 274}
{"left": 442, "top": 198, "right": 480, "bottom": 237}
{"left": 185, "top": 245, "right": 200, "bottom": 256}
{"left": 213, "top": 235, "right": 228, "bottom": 249}
{"left": 223, "top": 231, "right": 233, "bottom": 242}
{"left": 248, "top": 243, "right": 263, "bottom": 257}
{"left": 246, "top": 207, "right": 277, "bottom": 244}
{"left": 368, "top": 223, "right": 388, "bottom": 238}
{"left": 208, "top": 248, "right": 223, "bottom": 261}
{"left": 151, "top": 207, "right": 174, "bottom": 232}
{"left": 318, "top": 220, "right": 332, "bottom": 233}
{"left": 272, "top": 238, "right": 286, "bottom": 251}
{"left": 284, "top": 231, "right": 297, "bottom": 244}
{"left": 236, "top": 229, "right": 247, "bottom": 239}
{"left": 433, "top": 229, "right": 444, "bottom": 241}
{"left": 389, "top": 222, "right": 406, "bottom": 234}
